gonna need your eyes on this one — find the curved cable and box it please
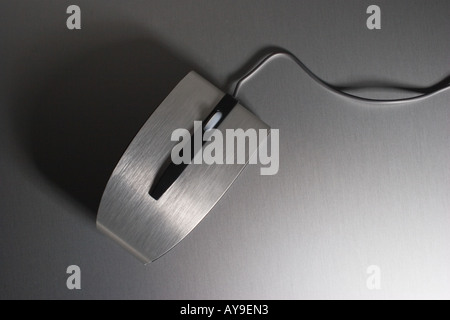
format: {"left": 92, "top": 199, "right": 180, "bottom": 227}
{"left": 231, "top": 49, "right": 450, "bottom": 104}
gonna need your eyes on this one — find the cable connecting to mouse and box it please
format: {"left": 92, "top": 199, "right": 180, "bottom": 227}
{"left": 231, "top": 48, "right": 450, "bottom": 104}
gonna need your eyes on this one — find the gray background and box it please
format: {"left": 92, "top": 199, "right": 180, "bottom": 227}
{"left": 1, "top": 0, "right": 449, "bottom": 299}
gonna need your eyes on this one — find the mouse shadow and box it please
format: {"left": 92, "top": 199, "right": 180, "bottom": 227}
{"left": 25, "top": 39, "right": 197, "bottom": 220}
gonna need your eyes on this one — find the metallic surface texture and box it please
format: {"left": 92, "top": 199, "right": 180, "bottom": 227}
{"left": 97, "top": 72, "right": 270, "bottom": 263}
{"left": 1, "top": 0, "right": 450, "bottom": 299}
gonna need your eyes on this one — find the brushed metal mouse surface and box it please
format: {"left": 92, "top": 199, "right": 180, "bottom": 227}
{"left": 97, "top": 72, "right": 270, "bottom": 263}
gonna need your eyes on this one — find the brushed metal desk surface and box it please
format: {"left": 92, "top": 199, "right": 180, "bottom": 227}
{"left": 0, "top": 0, "right": 449, "bottom": 299}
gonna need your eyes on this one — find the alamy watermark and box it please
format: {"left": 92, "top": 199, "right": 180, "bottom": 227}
{"left": 171, "top": 121, "right": 279, "bottom": 175}
{"left": 66, "top": 265, "right": 81, "bottom": 290}
{"left": 366, "top": 265, "right": 381, "bottom": 290}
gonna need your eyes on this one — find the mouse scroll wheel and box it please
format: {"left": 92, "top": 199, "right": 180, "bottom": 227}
{"left": 204, "top": 111, "right": 223, "bottom": 131}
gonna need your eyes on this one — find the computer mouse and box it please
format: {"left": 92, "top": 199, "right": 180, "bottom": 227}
{"left": 97, "top": 71, "right": 270, "bottom": 263}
